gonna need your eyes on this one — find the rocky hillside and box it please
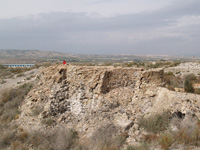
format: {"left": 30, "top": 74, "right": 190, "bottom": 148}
{"left": 165, "top": 62, "right": 200, "bottom": 77}
{"left": 0, "top": 49, "right": 75, "bottom": 58}
{"left": 11, "top": 64, "right": 200, "bottom": 149}
{"left": 0, "top": 49, "right": 78, "bottom": 64}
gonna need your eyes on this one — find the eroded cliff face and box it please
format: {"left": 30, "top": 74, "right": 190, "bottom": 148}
{"left": 17, "top": 64, "right": 200, "bottom": 144}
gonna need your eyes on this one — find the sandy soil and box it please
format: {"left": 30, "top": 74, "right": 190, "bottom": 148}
{"left": 0, "top": 68, "right": 39, "bottom": 94}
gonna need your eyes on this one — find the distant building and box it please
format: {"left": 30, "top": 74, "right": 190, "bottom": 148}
{"left": 2, "top": 64, "right": 35, "bottom": 68}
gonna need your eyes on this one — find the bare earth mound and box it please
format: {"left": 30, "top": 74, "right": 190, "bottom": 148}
{"left": 15, "top": 64, "right": 200, "bottom": 149}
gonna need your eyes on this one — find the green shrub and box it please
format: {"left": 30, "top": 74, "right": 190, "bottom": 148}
{"left": 169, "top": 62, "right": 180, "bottom": 67}
{"left": 185, "top": 74, "right": 197, "bottom": 81}
{"left": 165, "top": 72, "right": 174, "bottom": 76}
{"left": 184, "top": 79, "right": 194, "bottom": 93}
{"left": 139, "top": 111, "right": 171, "bottom": 133}
{"left": 123, "top": 62, "right": 134, "bottom": 67}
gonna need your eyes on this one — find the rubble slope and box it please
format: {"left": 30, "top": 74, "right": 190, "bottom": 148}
{"left": 17, "top": 64, "right": 200, "bottom": 144}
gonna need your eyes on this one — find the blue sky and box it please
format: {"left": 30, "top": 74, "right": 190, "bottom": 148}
{"left": 0, "top": 0, "right": 200, "bottom": 55}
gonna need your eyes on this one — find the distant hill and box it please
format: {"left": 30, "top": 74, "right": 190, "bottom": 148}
{"left": 0, "top": 49, "right": 195, "bottom": 64}
{"left": 0, "top": 49, "right": 79, "bottom": 64}
{"left": 0, "top": 49, "right": 76, "bottom": 58}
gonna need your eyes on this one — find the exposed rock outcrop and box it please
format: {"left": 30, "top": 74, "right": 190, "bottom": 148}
{"left": 165, "top": 62, "right": 200, "bottom": 77}
{"left": 17, "top": 64, "right": 200, "bottom": 146}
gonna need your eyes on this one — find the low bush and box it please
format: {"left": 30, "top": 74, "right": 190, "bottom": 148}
{"left": 122, "top": 62, "right": 134, "bottom": 67}
{"left": 195, "top": 89, "right": 200, "bottom": 94}
{"left": 28, "top": 127, "right": 79, "bottom": 150}
{"left": 115, "top": 132, "right": 129, "bottom": 147}
{"left": 0, "top": 79, "right": 6, "bottom": 84}
{"left": 184, "top": 79, "right": 194, "bottom": 93}
{"left": 0, "top": 83, "right": 33, "bottom": 124}
{"left": 1, "top": 126, "right": 80, "bottom": 150}
{"left": 126, "top": 143, "right": 149, "bottom": 150}
{"left": 175, "top": 124, "right": 200, "bottom": 146}
{"left": 139, "top": 111, "right": 171, "bottom": 133}
{"left": 185, "top": 74, "right": 197, "bottom": 81}
{"left": 11, "top": 141, "right": 27, "bottom": 150}
{"left": 143, "top": 134, "right": 158, "bottom": 143}
{"left": 159, "top": 132, "right": 174, "bottom": 150}
{"left": 17, "top": 131, "right": 28, "bottom": 142}
{"left": 0, "top": 65, "right": 33, "bottom": 79}
{"left": 17, "top": 73, "right": 25, "bottom": 77}
{"left": 41, "top": 117, "right": 55, "bottom": 126}
{"left": 0, "top": 130, "right": 17, "bottom": 148}
{"left": 137, "top": 115, "right": 200, "bottom": 149}
{"left": 163, "top": 73, "right": 183, "bottom": 89}
{"left": 31, "top": 105, "right": 43, "bottom": 116}
{"left": 0, "top": 83, "right": 33, "bottom": 149}
{"left": 90, "top": 124, "right": 121, "bottom": 150}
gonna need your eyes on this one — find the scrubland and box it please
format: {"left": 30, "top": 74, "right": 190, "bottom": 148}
{"left": 0, "top": 61, "right": 200, "bottom": 150}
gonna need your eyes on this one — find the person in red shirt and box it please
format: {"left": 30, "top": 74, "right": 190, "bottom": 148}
{"left": 63, "top": 60, "right": 66, "bottom": 64}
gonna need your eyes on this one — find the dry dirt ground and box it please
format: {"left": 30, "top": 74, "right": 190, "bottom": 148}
{"left": 0, "top": 68, "right": 39, "bottom": 94}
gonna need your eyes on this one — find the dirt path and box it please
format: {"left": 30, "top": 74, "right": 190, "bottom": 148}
{"left": 0, "top": 68, "right": 39, "bottom": 94}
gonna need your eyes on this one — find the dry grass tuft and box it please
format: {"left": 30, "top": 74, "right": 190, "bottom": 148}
{"left": 139, "top": 111, "right": 171, "bottom": 133}
{"left": 90, "top": 124, "right": 123, "bottom": 150}
{"left": 159, "top": 132, "right": 174, "bottom": 150}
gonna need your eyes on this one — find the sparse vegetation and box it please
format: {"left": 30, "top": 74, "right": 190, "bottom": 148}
{"left": 41, "top": 117, "right": 55, "bottom": 126}
{"left": 31, "top": 105, "right": 43, "bottom": 116}
{"left": 0, "top": 125, "right": 81, "bottom": 150}
{"left": 17, "top": 73, "right": 25, "bottom": 77}
{"left": 0, "top": 83, "right": 33, "bottom": 149}
{"left": 143, "top": 133, "right": 158, "bottom": 143}
{"left": 90, "top": 124, "right": 118, "bottom": 150}
{"left": 163, "top": 72, "right": 183, "bottom": 89}
{"left": 134, "top": 112, "right": 200, "bottom": 150}
{"left": 90, "top": 124, "right": 126, "bottom": 150}
{"left": 139, "top": 111, "right": 171, "bottom": 133}
{"left": 159, "top": 132, "right": 174, "bottom": 150}
{"left": 0, "top": 79, "right": 6, "bottom": 84}
{"left": 126, "top": 143, "right": 149, "bottom": 150}
{"left": 184, "top": 79, "right": 194, "bottom": 93}
{"left": 185, "top": 74, "right": 197, "bottom": 81}
{"left": 0, "top": 65, "right": 32, "bottom": 79}
{"left": 145, "top": 61, "right": 180, "bottom": 69}
{"left": 0, "top": 83, "right": 33, "bottom": 124}
{"left": 1, "top": 60, "right": 200, "bottom": 150}
{"left": 164, "top": 72, "right": 200, "bottom": 94}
